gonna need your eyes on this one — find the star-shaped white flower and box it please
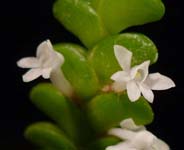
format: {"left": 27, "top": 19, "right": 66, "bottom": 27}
{"left": 17, "top": 40, "right": 64, "bottom": 82}
{"left": 111, "top": 45, "right": 175, "bottom": 103}
{"left": 106, "top": 118, "right": 170, "bottom": 150}
{"left": 17, "top": 40, "right": 74, "bottom": 97}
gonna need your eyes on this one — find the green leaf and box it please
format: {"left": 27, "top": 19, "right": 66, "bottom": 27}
{"left": 25, "top": 122, "right": 77, "bottom": 150}
{"left": 30, "top": 83, "right": 93, "bottom": 144}
{"left": 89, "top": 0, "right": 165, "bottom": 34}
{"left": 53, "top": 0, "right": 164, "bottom": 48}
{"left": 88, "top": 33, "right": 158, "bottom": 84}
{"left": 86, "top": 93, "right": 154, "bottom": 132}
{"left": 54, "top": 43, "right": 100, "bottom": 100}
{"left": 53, "top": 0, "right": 108, "bottom": 48}
{"left": 87, "top": 136, "right": 121, "bottom": 150}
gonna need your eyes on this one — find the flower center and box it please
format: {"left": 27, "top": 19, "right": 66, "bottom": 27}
{"left": 135, "top": 69, "right": 144, "bottom": 82}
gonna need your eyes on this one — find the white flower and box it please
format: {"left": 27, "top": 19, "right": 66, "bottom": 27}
{"left": 106, "top": 118, "right": 170, "bottom": 150}
{"left": 111, "top": 45, "right": 175, "bottom": 103}
{"left": 17, "top": 40, "right": 74, "bottom": 97}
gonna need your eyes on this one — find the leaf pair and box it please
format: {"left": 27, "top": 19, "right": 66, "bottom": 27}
{"left": 26, "top": 83, "right": 153, "bottom": 150}
{"left": 25, "top": 122, "right": 77, "bottom": 150}
{"left": 53, "top": 33, "right": 158, "bottom": 100}
{"left": 30, "top": 83, "right": 93, "bottom": 145}
{"left": 53, "top": 43, "right": 100, "bottom": 100}
{"left": 25, "top": 122, "right": 120, "bottom": 150}
{"left": 87, "top": 93, "right": 153, "bottom": 132}
{"left": 53, "top": 0, "right": 165, "bottom": 48}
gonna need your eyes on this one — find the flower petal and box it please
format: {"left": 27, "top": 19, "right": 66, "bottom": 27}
{"left": 37, "top": 40, "right": 65, "bottom": 69}
{"left": 17, "top": 57, "right": 40, "bottom": 68}
{"left": 120, "top": 118, "right": 145, "bottom": 131}
{"left": 145, "top": 73, "right": 175, "bottom": 90}
{"left": 36, "top": 40, "right": 51, "bottom": 60}
{"left": 111, "top": 71, "right": 130, "bottom": 82}
{"left": 108, "top": 128, "right": 136, "bottom": 140}
{"left": 42, "top": 67, "right": 52, "bottom": 79}
{"left": 22, "top": 69, "right": 42, "bottom": 82}
{"left": 139, "top": 84, "right": 154, "bottom": 103}
{"left": 127, "top": 80, "right": 141, "bottom": 102}
{"left": 130, "top": 60, "right": 150, "bottom": 82}
{"left": 36, "top": 40, "right": 59, "bottom": 67}
{"left": 46, "top": 39, "right": 53, "bottom": 49}
{"left": 131, "top": 131, "right": 155, "bottom": 149}
{"left": 114, "top": 45, "right": 132, "bottom": 71}
{"left": 106, "top": 141, "right": 136, "bottom": 150}
{"left": 151, "top": 138, "right": 170, "bottom": 150}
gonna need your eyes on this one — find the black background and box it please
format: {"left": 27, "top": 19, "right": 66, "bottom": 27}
{"left": 0, "top": 0, "right": 183, "bottom": 149}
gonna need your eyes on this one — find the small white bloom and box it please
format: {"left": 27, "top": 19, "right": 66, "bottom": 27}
{"left": 106, "top": 118, "right": 170, "bottom": 150}
{"left": 111, "top": 45, "right": 175, "bottom": 103}
{"left": 17, "top": 40, "right": 64, "bottom": 82}
{"left": 17, "top": 40, "right": 74, "bottom": 97}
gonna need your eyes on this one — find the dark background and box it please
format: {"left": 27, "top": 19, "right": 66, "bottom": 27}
{"left": 0, "top": 0, "right": 183, "bottom": 149}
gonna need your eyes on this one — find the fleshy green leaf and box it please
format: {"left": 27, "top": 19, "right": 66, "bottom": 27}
{"left": 53, "top": 0, "right": 164, "bottom": 48}
{"left": 90, "top": 0, "right": 165, "bottom": 33}
{"left": 88, "top": 33, "right": 158, "bottom": 84}
{"left": 53, "top": 0, "right": 108, "bottom": 48}
{"left": 25, "top": 122, "right": 77, "bottom": 150}
{"left": 87, "top": 136, "right": 121, "bottom": 150}
{"left": 86, "top": 93, "right": 154, "bottom": 132}
{"left": 54, "top": 43, "right": 100, "bottom": 100}
{"left": 30, "top": 83, "right": 93, "bottom": 144}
